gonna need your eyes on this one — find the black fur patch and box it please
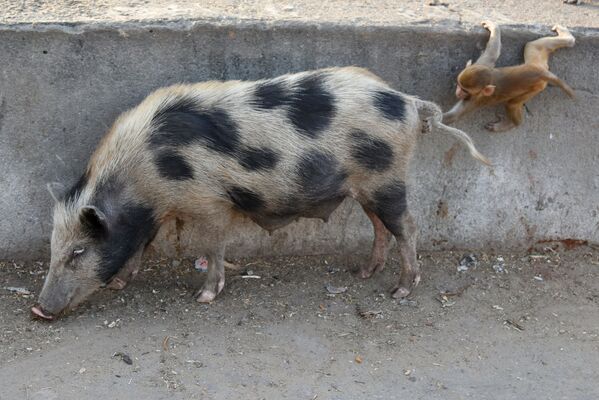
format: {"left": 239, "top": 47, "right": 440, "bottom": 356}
{"left": 238, "top": 146, "right": 280, "bottom": 171}
{"left": 374, "top": 91, "right": 406, "bottom": 122}
{"left": 97, "top": 204, "right": 157, "bottom": 282}
{"left": 154, "top": 150, "right": 194, "bottom": 180}
{"left": 288, "top": 74, "right": 336, "bottom": 138}
{"left": 84, "top": 177, "right": 158, "bottom": 282}
{"left": 350, "top": 130, "right": 394, "bottom": 172}
{"left": 370, "top": 180, "right": 407, "bottom": 236}
{"left": 64, "top": 172, "right": 89, "bottom": 203}
{"left": 150, "top": 99, "right": 240, "bottom": 155}
{"left": 252, "top": 81, "right": 290, "bottom": 109}
{"left": 296, "top": 150, "right": 347, "bottom": 204}
{"left": 227, "top": 186, "right": 265, "bottom": 212}
{"left": 79, "top": 206, "right": 107, "bottom": 239}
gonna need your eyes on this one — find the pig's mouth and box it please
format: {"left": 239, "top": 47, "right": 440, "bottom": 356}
{"left": 31, "top": 287, "right": 87, "bottom": 321}
{"left": 31, "top": 305, "right": 55, "bottom": 321}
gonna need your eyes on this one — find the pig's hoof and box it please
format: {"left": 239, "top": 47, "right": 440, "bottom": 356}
{"left": 107, "top": 277, "right": 127, "bottom": 290}
{"left": 358, "top": 269, "right": 374, "bottom": 279}
{"left": 358, "top": 263, "right": 383, "bottom": 279}
{"left": 196, "top": 279, "right": 225, "bottom": 303}
{"left": 391, "top": 273, "right": 421, "bottom": 299}
{"left": 391, "top": 286, "right": 411, "bottom": 299}
{"left": 196, "top": 290, "right": 217, "bottom": 303}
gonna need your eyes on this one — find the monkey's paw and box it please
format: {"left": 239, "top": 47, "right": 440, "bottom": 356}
{"left": 481, "top": 20, "right": 497, "bottom": 31}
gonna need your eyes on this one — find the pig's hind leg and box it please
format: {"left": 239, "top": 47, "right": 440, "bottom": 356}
{"left": 358, "top": 209, "right": 395, "bottom": 279}
{"left": 363, "top": 181, "right": 420, "bottom": 298}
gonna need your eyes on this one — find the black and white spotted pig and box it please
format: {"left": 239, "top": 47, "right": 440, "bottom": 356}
{"left": 32, "top": 67, "right": 489, "bottom": 319}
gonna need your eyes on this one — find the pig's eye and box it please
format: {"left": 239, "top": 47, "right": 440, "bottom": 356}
{"left": 73, "top": 248, "right": 85, "bottom": 257}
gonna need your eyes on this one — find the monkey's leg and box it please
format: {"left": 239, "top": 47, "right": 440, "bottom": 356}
{"left": 475, "top": 20, "right": 502, "bottom": 67}
{"left": 524, "top": 25, "right": 575, "bottom": 69}
{"left": 485, "top": 103, "right": 523, "bottom": 132}
{"left": 443, "top": 100, "right": 477, "bottom": 124}
{"left": 487, "top": 85, "right": 548, "bottom": 132}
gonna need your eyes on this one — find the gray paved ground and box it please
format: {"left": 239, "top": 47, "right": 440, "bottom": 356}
{"left": 1, "top": 248, "right": 598, "bottom": 399}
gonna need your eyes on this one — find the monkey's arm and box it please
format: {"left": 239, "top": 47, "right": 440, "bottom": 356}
{"left": 442, "top": 100, "right": 477, "bottom": 124}
{"left": 475, "top": 21, "right": 502, "bottom": 67}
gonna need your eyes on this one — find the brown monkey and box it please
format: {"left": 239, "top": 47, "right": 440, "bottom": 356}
{"left": 443, "top": 21, "right": 575, "bottom": 132}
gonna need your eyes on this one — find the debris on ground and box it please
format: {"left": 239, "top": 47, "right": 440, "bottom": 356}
{"left": 534, "top": 275, "right": 544, "bottom": 281}
{"left": 438, "top": 281, "right": 472, "bottom": 297}
{"left": 399, "top": 298, "right": 417, "bottom": 307}
{"left": 458, "top": 254, "right": 477, "bottom": 272}
{"left": 104, "top": 319, "right": 120, "bottom": 328}
{"left": 356, "top": 306, "right": 383, "bottom": 319}
{"left": 240, "top": 269, "right": 261, "bottom": 279}
{"left": 492, "top": 256, "right": 506, "bottom": 274}
{"left": 325, "top": 283, "right": 347, "bottom": 294}
{"left": 224, "top": 261, "right": 241, "bottom": 270}
{"left": 429, "top": 0, "right": 449, "bottom": 6}
{"left": 436, "top": 295, "right": 456, "bottom": 308}
{"left": 354, "top": 355, "right": 363, "bottom": 364}
{"left": 504, "top": 319, "right": 525, "bottom": 331}
{"left": 327, "top": 266, "right": 340, "bottom": 274}
{"left": 112, "top": 352, "right": 133, "bottom": 365}
{"left": 185, "top": 360, "right": 204, "bottom": 368}
{"left": 3, "top": 286, "right": 32, "bottom": 296}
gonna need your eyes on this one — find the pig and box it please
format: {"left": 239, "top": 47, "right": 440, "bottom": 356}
{"left": 32, "top": 67, "right": 489, "bottom": 320}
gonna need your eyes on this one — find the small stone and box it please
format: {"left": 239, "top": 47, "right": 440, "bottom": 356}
{"left": 325, "top": 283, "right": 347, "bottom": 294}
{"left": 492, "top": 256, "right": 506, "bottom": 273}
{"left": 458, "top": 254, "right": 477, "bottom": 272}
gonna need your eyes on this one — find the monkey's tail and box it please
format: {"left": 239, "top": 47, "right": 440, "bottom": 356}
{"left": 542, "top": 71, "right": 575, "bottom": 99}
{"left": 412, "top": 97, "right": 492, "bottom": 166}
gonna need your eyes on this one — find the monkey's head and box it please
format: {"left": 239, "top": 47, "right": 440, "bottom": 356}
{"left": 456, "top": 64, "right": 496, "bottom": 100}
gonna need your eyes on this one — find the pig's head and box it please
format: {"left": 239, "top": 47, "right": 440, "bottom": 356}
{"left": 33, "top": 178, "right": 157, "bottom": 320}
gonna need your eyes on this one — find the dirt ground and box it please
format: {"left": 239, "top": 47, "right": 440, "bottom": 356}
{"left": 1, "top": 246, "right": 598, "bottom": 399}
{"left": 1, "top": 0, "right": 598, "bottom": 29}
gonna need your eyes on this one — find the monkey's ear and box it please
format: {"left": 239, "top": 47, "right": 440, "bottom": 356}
{"left": 482, "top": 85, "right": 496, "bottom": 96}
{"left": 466, "top": 59, "right": 473, "bottom": 67}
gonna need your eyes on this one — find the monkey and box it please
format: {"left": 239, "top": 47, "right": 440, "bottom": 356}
{"left": 443, "top": 21, "right": 575, "bottom": 132}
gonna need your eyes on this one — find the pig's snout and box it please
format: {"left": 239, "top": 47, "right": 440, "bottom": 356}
{"left": 31, "top": 305, "right": 55, "bottom": 321}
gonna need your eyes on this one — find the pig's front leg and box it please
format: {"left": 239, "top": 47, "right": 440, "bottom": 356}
{"left": 107, "top": 248, "right": 143, "bottom": 290}
{"left": 196, "top": 246, "right": 226, "bottom": 303}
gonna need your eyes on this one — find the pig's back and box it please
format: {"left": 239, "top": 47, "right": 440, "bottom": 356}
{"left": 92, "top": 67, "right": 420, "bottom": 223}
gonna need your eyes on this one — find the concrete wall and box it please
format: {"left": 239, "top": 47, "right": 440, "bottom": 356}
{"left": 1, "top": 21, "right": 598, "bottom": 260}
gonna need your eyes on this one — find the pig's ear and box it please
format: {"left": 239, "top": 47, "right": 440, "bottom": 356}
{"left": 79, "top": 206, "right": 108, "bottom": 237}
{"left": 47, "top": 182, "right": 66, "bottom": 203}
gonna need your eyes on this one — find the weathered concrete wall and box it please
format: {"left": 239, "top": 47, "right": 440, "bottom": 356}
{"left": 0, "top": 21, "right": 598, "bottom": 260}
